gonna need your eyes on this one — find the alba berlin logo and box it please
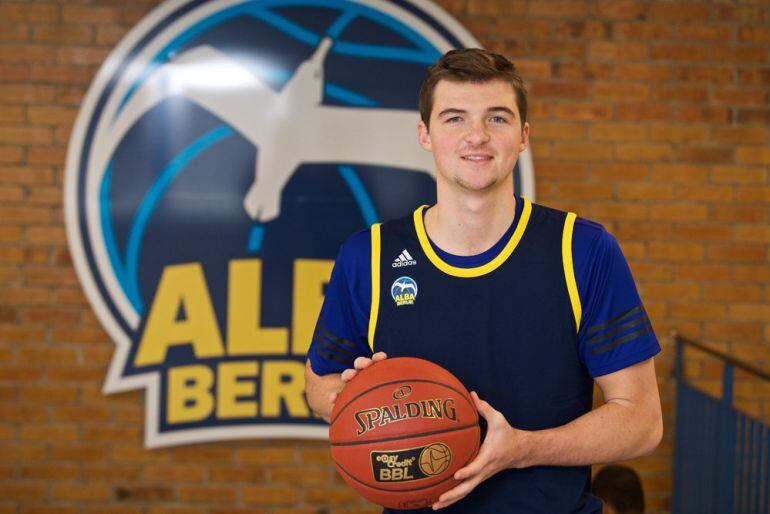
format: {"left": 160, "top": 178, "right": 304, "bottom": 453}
{"left": 63, "top": 0, "right": 513, "bottom": 448}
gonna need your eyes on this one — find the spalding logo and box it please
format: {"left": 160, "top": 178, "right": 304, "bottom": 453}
{"left": 64, "top": 0, "right": 533, "bottom": 448}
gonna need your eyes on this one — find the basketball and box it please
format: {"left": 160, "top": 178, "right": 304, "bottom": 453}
{"left": 329, "top": 357, "right": 481, "bottom": 510}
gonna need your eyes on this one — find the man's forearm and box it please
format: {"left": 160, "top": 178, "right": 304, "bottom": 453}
{"left": 516, "top": 398, "right": 663, "bottom": 468}
{"left": 304, "top": 359, "right": 343, "bottom": 422}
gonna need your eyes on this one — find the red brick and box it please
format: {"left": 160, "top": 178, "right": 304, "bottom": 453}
{"left": 616, "top": 182, "right": 673, "bottom": 201}
{"left": 739, "top": 26, "right": 770, "bottom": 44}
{"left": 729, "top": 304, "right": 770, "bottom": 322}
{"left": 676, "top": 184, "right": 733, "bottom": 202}
{"left": 179, "top": 485, "right": 237, "bottom": 503}
{"left": 82, "top": 425, "right": 141, "bottom": 443}
{"left": 57, "top": 86, "right": 87, "bottom": 105}
{"left": 50, "top": 443, "right": 109, "bottom": 462}
{"left": 735, "top": 186, "right": 770, "bottom": 203}
{"left": 144, "top": 464, "right": 206, "bottom": 483}
{"left": 552, "top": 62, "right": 613, "bottom": 80}
{"left": 672, "top": 224, "right": 732, "bottom": 242}
{"left": 615, "top": 104, "right": 672, "bottom": 121}
{"left": 592, "top": 163, "right": 648, "bottom": 180}
{"left": 528, "top": 0, "right": 586, "bottom": 17}
{"left": 589, "top": 123, "right": 646, "bottom": 141}
{"left": 703, "top": 284, "right": 761, "bottom": 302}
{"left": 24, "top": 267, "right": 78, "bottom": 287}
{"left": 535, "top": 161, "right": 589, "bottom": 180}
{"left": 20, "top": 423, "right": 78, "bottom": 441}
{"left": 0, "top": 125, "right": 51, "bottom": 145}
{"left": 33, "top": 24, "right": 93, "bottom": 45}
{"left": 715, "top": 45, "right": 768, "bottom": 63}
{"left": 714, "top": 87, "right": 768, "bottom": 106}
{"left": 712, "top": 205, "right": 767, "bottom": 223}
{"left": 733, "top": 265, "right": 770, "bottom": 283}
{"left": 590, "top": 2, "right": 647, "bottom": 20}
{"left": 20, "top": 384, "right": 79, "bottom": 403}
{"left": 614, "top": 22, "right": 672, "bottom": 40}
{"left": 531, "top": 81, "right": 588, "bottom": 99}
{"left": 676, "top": 66, "right": 735, "bottom": 84}
{"left": 553, "top": 20, "right": 612, "bottom": 39}
{"left": 651, "top": 164, "right": 708, "bottom": 183}
{"left": 589, "top": 41, "right": 647, "bottom": 60}
{"left": 650, "top": 204, "right": 707, "bottom": 222}
{"left": 52, "top": 404, "right": 112, "bottom": 423}
{"left": 737, "top": 147, "right": 770, "bottom": 165}
{"left": 590, "top": 202, "right": 648, "bottom": 221}
{"left": 243, "top": 486, "right": 300, "bottom": 505}
{"left": 738, "top": 68, "right": 770, "bottom": 86}
{"left": 642, "top": 282, "right": 701, "bottom": 301}
{"left": 736, "top": 108, "right": 770, "bottom": 125}
{"left": 712, "top": 127, "right": 767, "bottom": 145}
{"left": 615, "top": 222, "right": 673, "bottom": 241}
{"left": 206, "top": 466, "right": 265, "bottom": 483}
{"left": 592, "top": 82, "right": 649, "bottom": 101}
{"left": 648, "top": 242, "right": 704, "bottom": 261}
{"left": 676, "top": 264, "right": 730, "bottom": 281}
{"left": 0, "top": 44, "right": 56, "bottom": 64}
{"left": 680, "top": 107, "right": 734, "bottom": 123}
{"left": 716, "top": 6, "right": 770, "bottom": 23}
{"left": 62, "top": 5, "right": 120, "bottom": 24}
{"left": 536, "top": 122, "right": 585, "bottom": 141}
{"left": 708, "top": 244, "right": 766, "bottom": 263}
{"left": 615, "top": 143, "right": 673, "bottom": 162}
{"left": 555, "top": 182, "right": 613, "bottom": 200}
{"left": 0, "top": 24, "right": 30, "bottom": 42}
{"left": 711, "top": 165, "right": 767, "bottom": 185}
{"left": 553, "top": 102, "right": 611, "bottom": 121}
{"left": 0, "top": 106, "right": 24, "bottom": 123}
{"left": 651, "top": 44, "right": 709, "bottom": 62}
{"left": 514, "top": 60, "right": 551, "bottom": 80}
{"left": 83, "top": 464, "right": 142, "bottom": 482}
{"left": 670, "top": 303, "right": 726, "bottom": 321}
{"left": 705, "top": 322, "right": 762, "bottom": 342}
{"left": 21, "top": 462, "right": 79, "bottom": 480}
{"left": 615, "top": 63, "right": 672, "bottom": 81}
{"left": 650, "top": 2, "right": 709, "bottom": 20}
{"left": 529, "top": 40, "right": 586, "bottom": 58}
{"left": 628, "top": 262, "right": 673, "bottom": 281}
{"left": 52, "top": 483, "right": 113, "bottom": 501}
{"left": 678, "top": 25, "right": 732, "bottom": 41}
{"left": 0, "top": 482, "right": 48, "bottom": 500}
{"left": 651, "top": 84, "right": 709, "bottom": 104}
{"left": 735, "top": 225, "right": 770, "bottom": 244}
{"left": 554, "top": 142, "right": 612, "bottom": 160}
{"left": 467, "top": 0, "right": 526, "bottom": 15}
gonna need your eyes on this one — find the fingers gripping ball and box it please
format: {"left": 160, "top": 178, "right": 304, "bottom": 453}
{"left": 329, "top": 357, "right": 480, "bottom": 510}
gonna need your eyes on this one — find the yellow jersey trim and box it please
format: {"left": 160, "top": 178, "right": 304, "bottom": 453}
{"left": 412, "top": 197, "right": 532, "bottom": 278}
{"left": 562, "top": 212, "right": 582, "bottom": 333}
{"left": 368, "top": 223, "right": 381, "bottom": 350}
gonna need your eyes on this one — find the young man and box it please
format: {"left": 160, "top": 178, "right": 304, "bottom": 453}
{"left": 305, "top": 49, "right": 662, "bottom": 513}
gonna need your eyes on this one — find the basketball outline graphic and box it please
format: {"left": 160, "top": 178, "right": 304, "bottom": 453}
{"left": 419, "top": 442, "right": 452, "bottom": 476}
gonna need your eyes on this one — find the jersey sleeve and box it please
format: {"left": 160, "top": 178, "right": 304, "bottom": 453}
{"left": 572, "top": 218, "right": 661, "bottom": 377}
{"left": 307, "top": 228, "right": 373, "bottom": 375}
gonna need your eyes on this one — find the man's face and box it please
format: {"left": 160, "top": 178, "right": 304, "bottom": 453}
{"left": 417, "top": 79, "right": 529, "bottom": 194}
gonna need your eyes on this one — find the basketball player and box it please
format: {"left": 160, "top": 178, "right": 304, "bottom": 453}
{"left": 305, "top": 48, "right": 662, "bottom": 513}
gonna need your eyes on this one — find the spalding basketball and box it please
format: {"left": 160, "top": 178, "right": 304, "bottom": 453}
{"left": 329, "top": 357, "right": 480, "bottom": 510}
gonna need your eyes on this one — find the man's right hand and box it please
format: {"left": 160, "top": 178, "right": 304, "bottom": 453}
{"left": 330, "top": 351, "right": 388, "bottom": 406}
{"left": 305, "top": 352, "right": 388, "bottom": 422}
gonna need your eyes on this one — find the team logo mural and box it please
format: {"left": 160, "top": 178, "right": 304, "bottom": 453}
{"left": 65, "top": 0, "right": 534, "bottom": 448}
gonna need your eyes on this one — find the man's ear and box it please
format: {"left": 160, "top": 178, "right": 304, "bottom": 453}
{"left": 417, "top": 120, "right": 432, "bottom": 152}
{"left": 519, "top": 121, "right": 530, "bottom": 152}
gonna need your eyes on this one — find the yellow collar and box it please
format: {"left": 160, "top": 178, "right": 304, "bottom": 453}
{"left": 412, "top": 197, "right": 532, "bottom": 278}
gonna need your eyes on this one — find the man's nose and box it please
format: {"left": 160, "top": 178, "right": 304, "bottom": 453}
{"left": 464, "top": 119, "right": 490, "bottom": 145}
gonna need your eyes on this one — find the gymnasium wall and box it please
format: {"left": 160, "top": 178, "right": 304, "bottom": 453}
{"left": 1, "top": 1, "right": 769, "bottom": 513}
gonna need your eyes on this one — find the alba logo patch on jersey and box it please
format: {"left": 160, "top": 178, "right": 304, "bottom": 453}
{"left": 64, "top": 0, "right": 532, "bottom": 449}
{"left": 393, "top": 249, "right": 417, "bottom": 268}
{"left": 391, "top": 277, "right": 418, "bottom": 306}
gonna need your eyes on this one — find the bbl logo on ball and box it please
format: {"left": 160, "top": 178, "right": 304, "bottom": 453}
{"left": 65, "top": 0, "right": 533, "bottom": 448}
{"left": 371, "top": 442, "right": 452, "bottom": 482}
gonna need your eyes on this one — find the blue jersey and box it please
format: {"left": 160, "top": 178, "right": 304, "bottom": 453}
{"left": 308, "top": 196, "right": 660, "bottom": 513}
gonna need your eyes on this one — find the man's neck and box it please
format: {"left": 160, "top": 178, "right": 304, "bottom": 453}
{"left": 424, "top": 180, "right": 517, "bottom": 257}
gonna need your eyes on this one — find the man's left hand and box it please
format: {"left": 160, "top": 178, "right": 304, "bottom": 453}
{"left": 431, "top": 391, "right": 529, "bottom": 510}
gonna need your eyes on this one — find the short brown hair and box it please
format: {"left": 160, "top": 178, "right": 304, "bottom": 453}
{"left": 418, "top": 48, "right": 528, "bottom": 130}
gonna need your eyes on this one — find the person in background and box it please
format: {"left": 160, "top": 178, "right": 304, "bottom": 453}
{"left": 592, "top": 465, "right": 646, "bottom": 514}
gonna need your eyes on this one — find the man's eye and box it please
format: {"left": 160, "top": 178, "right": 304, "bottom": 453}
{"left": 490, "top": 116, "right": 507, "bottom": 123}
{"left": 446, "top": 116, "right": 462, "bottom": 123}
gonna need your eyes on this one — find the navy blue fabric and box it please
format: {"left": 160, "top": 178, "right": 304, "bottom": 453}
{"left": 370, "top": 201, "right": 598, "bottom": 513}
{"left": 308, "top": 199, "right": 660, "bottom": 376}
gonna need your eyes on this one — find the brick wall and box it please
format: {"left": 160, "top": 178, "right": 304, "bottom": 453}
{"left": 1, "top": 0, "right": 768, "bottom": 512}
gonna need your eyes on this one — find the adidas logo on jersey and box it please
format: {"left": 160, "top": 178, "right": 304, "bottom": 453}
{"left": 393, "top": 250, "right": 416, "bottom": 268}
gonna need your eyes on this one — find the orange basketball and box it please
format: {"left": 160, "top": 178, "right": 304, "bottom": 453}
{"left": 329, "top": 357, "right": 480, "bottom": 510}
